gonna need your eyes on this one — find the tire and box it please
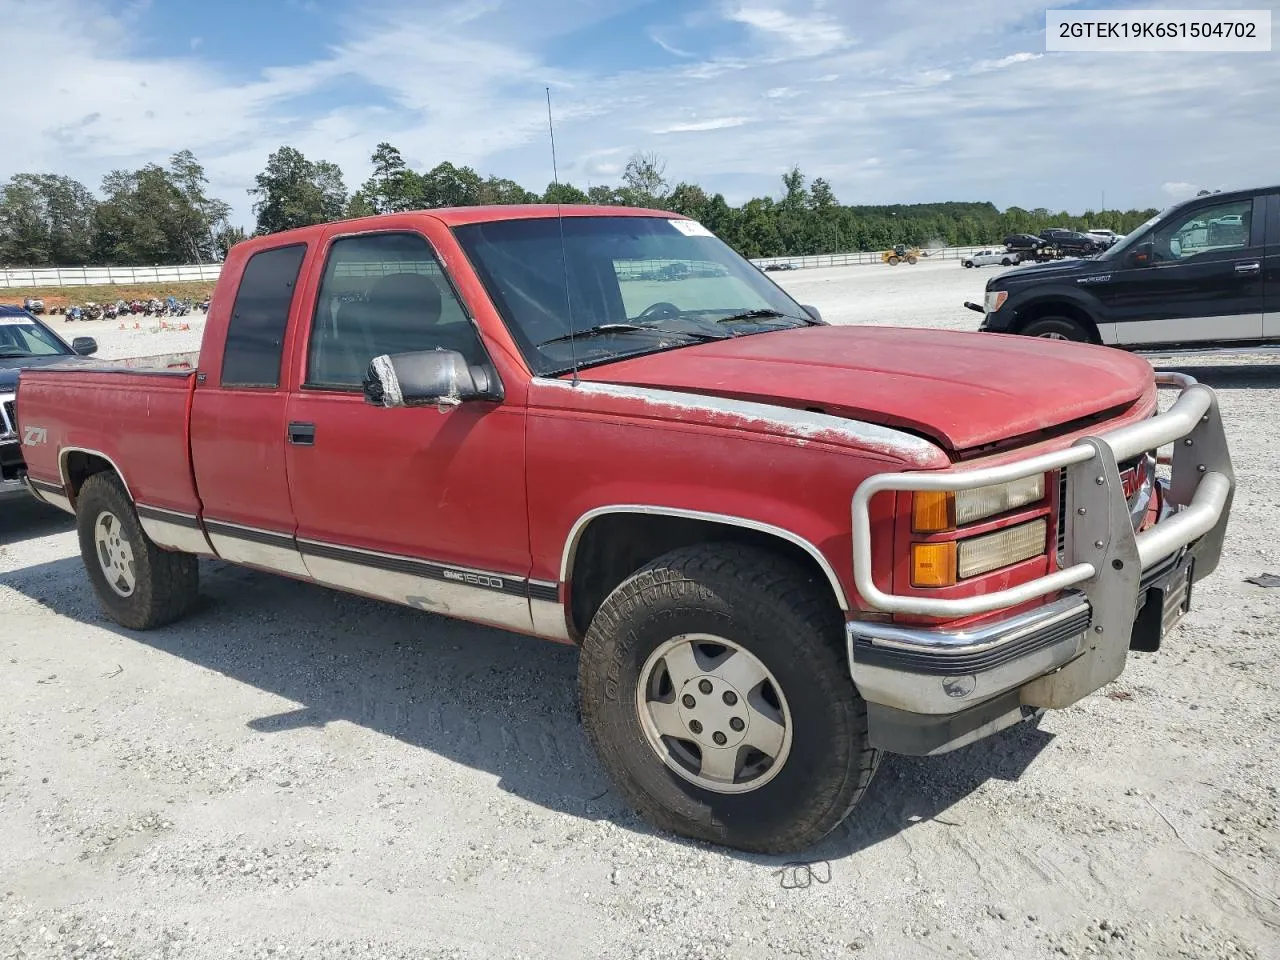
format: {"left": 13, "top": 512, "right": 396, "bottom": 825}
{"left": 1020, "top": 315, "right": 1091, "bottom": 342}
{"left": 906, "top": 255, "right": 918, "bottom": 264}
{"left": 887, "top": 256, "right": 900, "bottom": 265}
{"left": 963, "top": 261, "right": 974, "bottom": 268}
{"left": 1001, "top": 258, "right": 1014, "bottom": 266}
{"left": 75, "top": 472, "right": 199, "bottom": 630}
{"left": 579, "top": 544, "right": 880, "bottom": 854}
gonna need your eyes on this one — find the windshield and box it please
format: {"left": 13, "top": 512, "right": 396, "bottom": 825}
{"left": 452, "top": 215, "right": 816, "bottom": 375}
{"left": 1097, "top": 206, "right": 1176, "bottom": 261}
{"left": 0, "top": 316, "right": 71, "bottom": 358}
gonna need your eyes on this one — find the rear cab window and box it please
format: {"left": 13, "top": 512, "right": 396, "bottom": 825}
{"left": 220, "top": 244, "right": 308, "bottom": 388}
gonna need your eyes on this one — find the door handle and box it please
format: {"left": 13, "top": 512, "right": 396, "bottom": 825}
{"left": 288, "top": 421, "right": 316, "bottom": 446}
{"left": 1234, "top": 262, "right": 1261, "bottom": 274}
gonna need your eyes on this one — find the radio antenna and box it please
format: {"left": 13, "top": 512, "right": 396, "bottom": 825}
{"left": 546, "top": 86, "right": 578, "bottom": 384}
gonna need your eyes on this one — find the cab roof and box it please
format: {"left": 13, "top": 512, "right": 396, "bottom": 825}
{"left": 242, "top": 204, "right": 686, "bottom": 249}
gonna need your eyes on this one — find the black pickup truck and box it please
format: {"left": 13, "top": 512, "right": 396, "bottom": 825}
{"left": 970, "top": 184, "right": 1279, "bottom": 351}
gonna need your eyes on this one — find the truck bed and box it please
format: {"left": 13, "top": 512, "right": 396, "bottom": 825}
{"left": 17, "top": 353, "right": 202, "bottom": 516}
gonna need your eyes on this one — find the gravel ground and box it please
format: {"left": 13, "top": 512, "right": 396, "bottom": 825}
{"left": 3, "top": 259, "right": 1278, "bottom": 960}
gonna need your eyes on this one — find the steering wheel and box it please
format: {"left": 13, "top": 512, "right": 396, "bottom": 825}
{"left": 637, "top": 301, "right": 682, "bottom": 323}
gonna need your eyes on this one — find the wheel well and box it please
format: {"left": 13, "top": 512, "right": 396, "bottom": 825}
{"left": 62, "top": 451, "right": 119, "bottom": 505}
{"left": 566, "top": 513, "right": 843, "bottom": 641}
{"left": 1013, "top": 301, "right": 1101, "bottom": 343}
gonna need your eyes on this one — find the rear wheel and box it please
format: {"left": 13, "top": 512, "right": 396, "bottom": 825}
{"left": 75, "top": 472, "right": 199, "bottom": 630}
{"left": 906, "top": 255, "right": 918, "bottom": 264}
{"left": 1021, "top": 315, "right": 1090, "bottom": 342}
{"left": 578, "top": 544, "right": 880, "bottom": 853}
{"left": 887, "top": 256, "right": 900, "bottom": 265}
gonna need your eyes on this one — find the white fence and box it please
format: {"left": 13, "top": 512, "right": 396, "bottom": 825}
{"left": 750, "top": 246, "right": 990, "bottom": 269}
{"left": 0, "top": 245, "right": 997, "bottom": 290}
{"left": 0, "top": 263, "right": 223, "bottom": 289}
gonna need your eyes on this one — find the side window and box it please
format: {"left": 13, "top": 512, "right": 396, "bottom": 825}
{"left": 221, "top": 244, "right": 307, "bottom": 388}
{"left": 306, "top": 232, "right": 481, "bottom": 390}
{"left": 1151, "top": 199, "right": 1254, "bottom": 263}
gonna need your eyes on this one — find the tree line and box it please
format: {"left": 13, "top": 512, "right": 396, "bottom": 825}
{"left": 0, "top": 142, "right": 1160, "bottom": 267}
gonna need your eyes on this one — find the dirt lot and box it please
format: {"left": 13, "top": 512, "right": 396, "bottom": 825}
{"left": 2, "top": 259, "right": 1278, "bottom": 960}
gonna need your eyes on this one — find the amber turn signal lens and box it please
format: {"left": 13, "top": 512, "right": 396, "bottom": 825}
{"left": 912, "top": 491, "right": 956, "bottom": 533}
{"left": 911, "top": 542, "right": 957, "bottom": 588}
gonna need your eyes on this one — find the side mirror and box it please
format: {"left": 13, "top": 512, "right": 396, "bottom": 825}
{"left": 1126, "top": 242, "right": 1154, "bottom": 268}
{"left": 363, "top": 349, "right": 500, "bottom": 412}
{"left": 71, "top": 337, "right": 98, "bottom": 356}
{"left": 800, "top": 304, "right": 824, "bottom": 323}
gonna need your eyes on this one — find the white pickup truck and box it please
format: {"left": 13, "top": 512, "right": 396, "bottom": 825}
{"left": 962, "top": 249, "right": 1019, "bottom": 268}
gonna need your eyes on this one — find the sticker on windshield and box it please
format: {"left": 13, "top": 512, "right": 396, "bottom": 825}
{"left": 0, "top": 317, "right": 34, "bottom": 326}
{"left": 668, "top": 219, "right": 714, "bottom": 238}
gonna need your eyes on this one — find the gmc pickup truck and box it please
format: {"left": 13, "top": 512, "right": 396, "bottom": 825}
{"left": 15, "top": 206, "right": 1234, "bottom": 854}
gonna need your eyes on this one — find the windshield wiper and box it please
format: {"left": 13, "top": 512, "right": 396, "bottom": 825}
{"left": 714, "top": 308, "right": 808, "bottom": 324}
{"left": 538, "top": 323, "right": 647, "bottom": 346}
{"left": 0, "top": 351, "right": 35, "bottom": 359}
{"left": 539, "top": 322, "right": 728, "bottom": 347}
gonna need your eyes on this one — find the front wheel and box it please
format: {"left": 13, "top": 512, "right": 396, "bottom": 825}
{"left": 75, "top": 472, "right": 199, "bottom": 630}
{"left": 579, "top": 544, "right": 880, "bottom": 853}
{"left": 1021, "top": 315, "right": 1090, "bottom": 342}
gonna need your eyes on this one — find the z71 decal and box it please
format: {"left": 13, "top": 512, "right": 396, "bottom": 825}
{"left": 22, "top": 426, "right": 47, "bottom": 446}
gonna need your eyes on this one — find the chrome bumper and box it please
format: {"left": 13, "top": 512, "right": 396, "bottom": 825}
{"left": 848, "top": 372, "right": 1234, "bottom": 720}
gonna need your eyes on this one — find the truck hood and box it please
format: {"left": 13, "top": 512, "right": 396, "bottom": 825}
{"left": 574, "top": 325, "right": 1153, "bottom": 453}
{"left": 0, "top": 354, "right": 91, "bottom": 392}
{"left": 991, "top": 257, "right": 1096, "bottom": 285}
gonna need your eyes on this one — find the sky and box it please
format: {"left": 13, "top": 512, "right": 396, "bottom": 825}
{"left": 2, "top": 0, "right": 1277, "bottom": 229}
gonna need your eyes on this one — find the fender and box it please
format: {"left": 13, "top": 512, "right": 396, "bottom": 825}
{"left": 560, "top": 504, "right": 851, "bottom": 610}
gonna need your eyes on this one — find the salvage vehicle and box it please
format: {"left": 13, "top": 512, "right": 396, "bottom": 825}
{"left": 969, "top": 184, "right": 1278, "bottom": 349}
{"left": 1038, "top": 228, "right": 1108, "bottom": 257}
{"left": 962, "top": 249, "right": 1018, "bottom": 268}
{"left": 0, "top": 305, "right": 96, "bottom": 502}
{"left": 15, "top": 206, "right": 1234, "bottom": 853}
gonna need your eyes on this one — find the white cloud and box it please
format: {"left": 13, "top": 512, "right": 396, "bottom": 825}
{"left": 1162, "top": 181, "right": 1202, "bottom": 200}
{"left": 648, "top": 29, "right": 694, "bottom": 58}
{"left": 723, "top": 3, "right": 851, "bottom": 56}
{"left": 971, "top": 51, "right": 1041, "bottom": 73}
{"left": 654, "top": 117, "right": 751, "bottom": 133}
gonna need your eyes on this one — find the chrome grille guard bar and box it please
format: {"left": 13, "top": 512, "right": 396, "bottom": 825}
{"left": 850, "top": 372, "right": 1234, "bottom": 620}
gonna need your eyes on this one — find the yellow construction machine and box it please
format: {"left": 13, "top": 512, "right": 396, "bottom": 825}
{"left": 881, "top": 243, "right": 922, "bottom": 265}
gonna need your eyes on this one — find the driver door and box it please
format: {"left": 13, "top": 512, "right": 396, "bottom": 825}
{"left": 1104, "top": 195, "right": 1264, "bottom": 347}
{"left": 282, "top": 225, "right": 533, "bottom": 633}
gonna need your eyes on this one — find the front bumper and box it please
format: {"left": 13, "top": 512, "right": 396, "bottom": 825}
{"left": 848, "top": 372, "right": 1233, "bottom": 752}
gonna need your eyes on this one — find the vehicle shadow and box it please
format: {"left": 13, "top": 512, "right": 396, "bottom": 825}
{"left": 0, "top": 554, "right": 1052, "bottom": 863}
{"left": 0, "top": 496, "right": 74, "bottom": 547}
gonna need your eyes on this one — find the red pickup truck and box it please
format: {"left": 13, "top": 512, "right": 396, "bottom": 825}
{"left": 15, "top": 206, "right": 1234, "bottom": 853}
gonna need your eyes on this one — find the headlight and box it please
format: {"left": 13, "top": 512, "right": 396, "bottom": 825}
{"left": 957, "top": 519, "right": 1047, "bottom": 579}
{"left": 912, "top": 475, "right": 1046, "bottom": 533}
{"left": 984, "top": 290, "right": 1008, "bottom": 313}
